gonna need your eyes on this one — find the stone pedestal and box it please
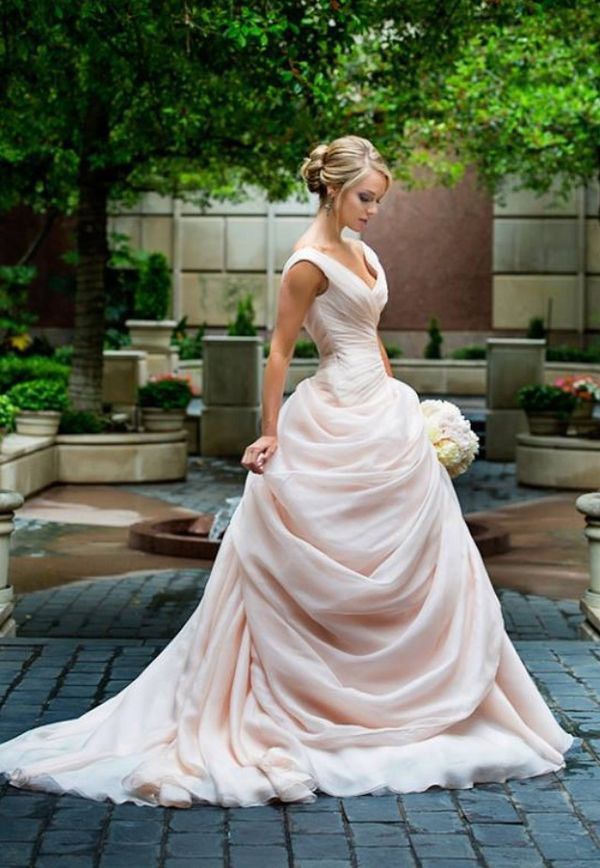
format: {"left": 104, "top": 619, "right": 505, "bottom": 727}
{"left": 126, "top": 320, "right": 179, "bottom": 379}
{"left": 0, "top": 490, "right": 24, "bottom": 637}
{"left": 201, "top": 336, "right": 263, "bottom": 456}
{"left": 102, "top": 350, "right": 148, "bottom": 421}
{"left": 576, "top": 492, "right": 600, "bottom": 641}
{"left": 486, "top": 338, "right": 546, "bottom": 461}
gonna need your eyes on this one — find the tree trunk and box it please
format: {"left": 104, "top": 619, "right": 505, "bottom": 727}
{"left": 69, "top": 180, "right": 109, "bottom": 411}
{"left": 69, "top": 103, "right": 110, "bottom": 412}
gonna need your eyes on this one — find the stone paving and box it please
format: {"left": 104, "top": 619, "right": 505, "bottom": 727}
{"left": 1, "top": 457, "right": 599, "bottom": 866}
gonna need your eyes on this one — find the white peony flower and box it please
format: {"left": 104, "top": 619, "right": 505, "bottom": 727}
{"left": 420, "top": 399, "right": 479, "bottom": 478}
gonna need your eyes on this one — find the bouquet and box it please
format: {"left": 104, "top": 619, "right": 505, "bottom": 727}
{"left": 420, "top": 399, "right": 479, "bottom": 478}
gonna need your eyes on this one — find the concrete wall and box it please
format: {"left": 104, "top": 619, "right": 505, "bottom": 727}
{"left": 107, "top": 175, "right": 600, "bottom": 348}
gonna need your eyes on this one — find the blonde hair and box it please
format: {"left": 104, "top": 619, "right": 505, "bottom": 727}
{"left": 300, "top": 135, "right": 392, "bottom": 206}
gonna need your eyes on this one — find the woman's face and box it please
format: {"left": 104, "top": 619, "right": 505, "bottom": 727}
{"left": 331, "top": 169, "right": 389, "bottom": 233}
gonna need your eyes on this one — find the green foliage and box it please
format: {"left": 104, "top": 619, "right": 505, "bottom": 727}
{"left": 227, "top": 294, "right": 257, "bottom": 337}
{"left": 58, "top": 410, "right": 107, "bottom": 434}
{"left": 403, "top": 4, "right": 600, "bottom": 196}
{"left": 0, "top": 265, "right": 38, "bottom": 350}
{"left": 0, "top": 395, "right": 17, "bottom": 431}
{"left": 172, "top": 316, "right": 205, "bottom": 360}
{"left": 383, "top": 342, "right": 403, "bottom": 359}
{"left": 8, "top": 379, "right": 70, "bottom": 413}
{"left": 451, "top": 345, "right": 487, "bottom": 360}
{"left": 138, "top": 375, "right": 193, "bottom": 409}
{"left": 546, "top": 344, "right": 600, "bottom": 364}
{"left": 133, "top": 252, "right": 171, "bottom": 320}
{"left": 292, "top": 339, "right": 319, "bottom": 359}
{"left": 0, "top": 355, "right": 70, "bottom": 393}
{"left": 424, "top": 317, "right": 443, "bottom": 359}
{"left": 516, "top": 384, "right": 576, "bottom": 417}
{"left": 53, "top": 345, "right": 74, "bottom": 366}
{"left": 527, "top": 317, "right": 547, "bottom": 340}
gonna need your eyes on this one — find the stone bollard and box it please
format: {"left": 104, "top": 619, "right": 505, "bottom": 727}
{"left": 485, "top": 337, "right": 546, "bottom": 461}
{"left": 576, "top": 491, "right": 600, "bottom": 641}
{"left": 0, "top": 490, "right": 24, "bottom": 637}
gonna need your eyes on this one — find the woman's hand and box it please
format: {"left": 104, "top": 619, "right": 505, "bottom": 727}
{"left": 241, "top": 435, "right": 278, "bottom": 474}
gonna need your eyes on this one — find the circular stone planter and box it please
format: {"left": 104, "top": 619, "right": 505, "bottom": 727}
{"left": 517, "top": 433, "right": 600, "bottom": 489}
{"left": 128, "top": 515, "right": 509, "bottom": 562}
{"left": 15, "top": 411, "right": 61, "bottom": 437}
{"left": 55, "top": 430, "right": 188, "bottom": 483}
{"left": 141, "top": 407, "right": 186, "bottom": 432}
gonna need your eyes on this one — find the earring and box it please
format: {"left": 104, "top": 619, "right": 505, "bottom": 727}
{"left": 324, "top": 194, "right": 334, "bottom": 214}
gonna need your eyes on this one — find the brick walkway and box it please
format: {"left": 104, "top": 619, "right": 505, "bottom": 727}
{"left": 2, "top": 458, "right": 599, "bottom": 866}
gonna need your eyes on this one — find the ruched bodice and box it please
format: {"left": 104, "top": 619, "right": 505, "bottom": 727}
{"left": 0, "top": 239, "right": 574, "bottom": 808}
{"left": 282, "top": 241, "right": 388, "bottom": 404}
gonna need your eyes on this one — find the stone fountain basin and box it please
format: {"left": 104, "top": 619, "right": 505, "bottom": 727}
{"left": 128, "top": 516, "right": 509, "bottom": 562}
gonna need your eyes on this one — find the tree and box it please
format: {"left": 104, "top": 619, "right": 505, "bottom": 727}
{"left": 398, "top": 2, "right": 600, "bottom": 203}
{"left": 1, "top": 0, "right": 519, "bottom": 410}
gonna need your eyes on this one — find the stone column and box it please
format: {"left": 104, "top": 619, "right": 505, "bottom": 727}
{"left": 0, "top": 490, "right": 24, "bottom": 637}
{"left": 201, "top": 336, "right": 263, "bottom": 456}
{"left": 486, "top": 337, "right": 546, "bottom": 461}
{"left": 576, "top": 491, "right": 600, "bottom": 641}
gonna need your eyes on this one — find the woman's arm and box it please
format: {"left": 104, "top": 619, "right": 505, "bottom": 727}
{"left": 241, "top": 260, "right": 325, "bottom": 473}
{"left": 377, "top": 334, "right": 393, "bottom": 377}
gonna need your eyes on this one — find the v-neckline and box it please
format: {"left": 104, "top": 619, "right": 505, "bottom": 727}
{"left": 298, "top": 242, "right": 379, "bottom": 293}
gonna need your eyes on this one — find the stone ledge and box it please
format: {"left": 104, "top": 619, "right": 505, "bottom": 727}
{"left": 516, "top": 433, "right": 600, "bottom": 488}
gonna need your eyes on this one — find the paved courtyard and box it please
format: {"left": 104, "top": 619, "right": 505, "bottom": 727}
{"left": 1, "top": 457, "right": 599, "bottom": 866}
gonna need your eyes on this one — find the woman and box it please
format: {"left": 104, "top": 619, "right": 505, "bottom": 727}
{"left": 0, "top": 135, "right": 574, "bottom": 808}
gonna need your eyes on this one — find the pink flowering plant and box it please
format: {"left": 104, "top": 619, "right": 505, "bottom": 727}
{"left": 420, "top": 399, "right": 479, "bottom": 478}
{"left": 553, "top": 374, "right": 600, "bottom": 402}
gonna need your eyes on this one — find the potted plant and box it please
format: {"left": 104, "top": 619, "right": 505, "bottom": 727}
{"left": 125, "top": 251, "right": 177, "bottom": 353}
{"left": 138, "top": 374, "right": 194, "bottom": 432}
{"left": 516, "top": 384, "right": 577, "bottom": 436}
{"left": 7, "top": 379, "right": 70, "bottom": 436}
{"left": 553, "top": 374, "right": 600, "bottom": 437}
{"left": 0, "top": 394, "right": 17, "bottom": 446}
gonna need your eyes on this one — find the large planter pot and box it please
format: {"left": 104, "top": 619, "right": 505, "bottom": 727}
{"left": 15, "top": 411, "right": 61, "bottom": 437}
{"left": 126, "top": 319, "right": 177, "bottom": 353}
{"left": 569, "top": 400, "right": 596, "bottom": 437}
{"left": 141, "top": 407, "right": 186, "bottom": 432}
{"left": 525, "top": 411, "right": 569, "bottom": 437}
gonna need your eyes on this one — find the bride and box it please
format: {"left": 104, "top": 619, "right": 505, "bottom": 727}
{"left": 0, "top": 135, "right": 574, "bottom": 808}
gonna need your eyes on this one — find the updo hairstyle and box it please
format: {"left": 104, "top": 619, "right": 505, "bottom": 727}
{"left": 300, "top": 135, "right": 392, "bottom": 207}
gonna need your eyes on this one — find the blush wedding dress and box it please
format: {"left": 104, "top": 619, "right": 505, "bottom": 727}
{"left": 0, "top": 241, "right": 574, "bottom": 808}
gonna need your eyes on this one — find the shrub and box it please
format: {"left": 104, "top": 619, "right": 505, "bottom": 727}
{"left": 383, "top": 342, "right": 403, "bottom": 359}
{"left": 293, "top": 339, "right": 319, "bottom": 358}
{"left": 527, "top": 316, "right": 547, "bottom": 339}
{"left": 0, "top": 395, "right": 17, "bottom": 431}
{"left": 227, "top": 293, "right": 257, "bottom": 336}
{"left": 138, "top": 375, "right": 194, "bottom": 409}
{"left": 0, "top": 355, "right": 70, "bottom": 392}
{"left": 424, "top": 317, "right": 443, "bottom": 359}
{"left": 451, "top": 344, "right": 487, "bottom": 360}
{"left": 133, "top": 252, "right": 171, "bottom": 320}
{"left": 546, "top": 344, "right": 600, "bottom": 364}
{"left": 53, "top": 345, "right": 74, "bottom": 365}
{"left": 58, "top": 410, "right": 108, "bottom": 434}
{"left": 172, "top": 317, "right": 206, "bottom": 360}
{"left": 516, "top": 384, "right": 576, "bottom": 418}
{"left": 8, "top": 379, "right": 70, "bottom": 412}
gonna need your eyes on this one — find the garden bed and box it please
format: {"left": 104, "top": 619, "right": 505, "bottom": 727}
{"left": 0, "top": 430, "right": 188, "bottom": 496}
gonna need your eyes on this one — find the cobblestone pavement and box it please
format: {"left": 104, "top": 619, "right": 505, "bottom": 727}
{"left": 0, "top": 639, "right": 598, "bottom": 867}
{"left": 2, "top": 457, "right": 598, "bottom": 866}
{"left": 118, "top": 457, "right": 561, "bottom": 517}
{"left": 12, "top": 570, "right": 585, "bottom": 643}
